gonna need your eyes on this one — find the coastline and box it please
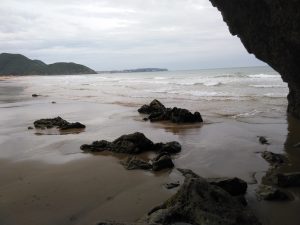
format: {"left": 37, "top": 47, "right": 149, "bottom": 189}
{"left": 0, "top": 74, "right": 299, "bottom": 225}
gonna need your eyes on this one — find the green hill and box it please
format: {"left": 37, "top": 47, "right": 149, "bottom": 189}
{"left": 0, "top": 53, "right": 97, "bottom": 75}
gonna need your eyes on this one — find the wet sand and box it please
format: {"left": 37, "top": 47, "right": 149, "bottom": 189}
{"left": 0, "top": 78, "right": 300, "bottom": 225}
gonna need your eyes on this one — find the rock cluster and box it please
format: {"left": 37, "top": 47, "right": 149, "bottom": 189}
{"left": 33, "top": 116, "right": 86, "bottom": 130}
{"left": 81, "top": 132, "right": 181, "bottom": 172}
{"left": 81, "top": 132, "right": 181, "bottom": 155}
{"left": 138, "top": 99, "right": 203, "bottom": 123}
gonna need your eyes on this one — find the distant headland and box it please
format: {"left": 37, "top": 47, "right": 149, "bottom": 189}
{"left": 98, "top": 68, "right": 168, "bottom": 74}
{"left": 0, "top": 53, "right": 97, "bottom": 75}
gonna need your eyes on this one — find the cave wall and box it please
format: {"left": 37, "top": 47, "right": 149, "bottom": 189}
{"left": 209, "top": 0, "right": 300, "bottom": 118}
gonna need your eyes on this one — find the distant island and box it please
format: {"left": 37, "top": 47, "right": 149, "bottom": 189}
{"left": 98, "top": 68, "right": 168, "bottom": 74}
{"left": 0, "top": 53, "right": 97, "bottom": 75}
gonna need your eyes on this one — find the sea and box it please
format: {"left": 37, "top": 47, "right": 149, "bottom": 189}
{"left": 1, "top": 66, "right": 288, "bottom": 122}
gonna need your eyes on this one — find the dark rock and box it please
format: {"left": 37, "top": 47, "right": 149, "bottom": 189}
{"left": 154, "top": 141, "right": 181, "bottom": 154}
{"left": 27, "top": 126, "right": 33, "bottom": 130}
{"left": 81, "top": 132, "right": 181, "bottom": 156}
{"left": 80, "top": 140, "right": 111, "bottom": 152}
{"left": 111, "top": 132, "right": 154, "bottom": 154}
{"left": 122, "top": 156, "right": 152, "bottom": 170}
{"left": 33, "top": 117, "right": 85, "bottom": 130}
{"left": 146, "top": 172, "right": 261, "bottom": 225}
{"left": 208, "top": 177, "right": 248, "bottom": 196}
{"left": 152, "top": 154, "right": 174, "bottom": 171}
{"left": 164, "top": 181, "right": 180, "bottom": 189}
{"left": 258, "top": 136, "right": 269, "bottom": 145}
{"left": 208, "top": 0, "right": 300, "bottom": 118}
{"left": 32, "top": 94, "right": 39, "bottom": 97}
{"left": 272, "top": 172, "right": 300, "bottom": 187}
{"left": 51, "top": 101, "right": 56, "bottom": 104}
{"left": 138, "top": 100, "right": 203, "bottom": 123}
{"left": 170, "top": 107, "right": 203, "bottom": 123}
{"left": 261, "top": 151, "right": 288, "bottom": 165}
{"left": 60, "top": 122, "right": 86, "bottom": 130}
{"left": 256, "top": 185, "right": 291, "bottom": 201}
{"left": 143, "top": 117, "right": 149, "bottom": 121}
{"left": 138, "top": 99, "right": 165, "bottom": 114}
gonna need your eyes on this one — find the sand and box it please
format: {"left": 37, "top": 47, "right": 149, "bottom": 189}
{"left": 0, "top": 79, "right": 299, "bottom": 225}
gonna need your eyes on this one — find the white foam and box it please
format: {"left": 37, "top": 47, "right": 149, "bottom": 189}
{"left": 248, "top": 74, "right": 280, "bottom": 78}
{"left": 249, "top": 84, "right": 286, "bottom": 88}
{"left": 264, "top": 93, "right": 286, "bottom": 98}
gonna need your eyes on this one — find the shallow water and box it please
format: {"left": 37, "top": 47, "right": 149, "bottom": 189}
{"left": 0, "top": 66, "right": 299, "bottom": 225}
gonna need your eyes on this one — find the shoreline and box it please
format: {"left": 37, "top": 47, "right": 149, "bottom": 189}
{"left": 0, "top": 75, "right": 299, "bottom": 225}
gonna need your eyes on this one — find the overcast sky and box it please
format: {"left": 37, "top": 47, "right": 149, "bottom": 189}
{"left": 0, "top": 0, "right": 265, "bottom": 70}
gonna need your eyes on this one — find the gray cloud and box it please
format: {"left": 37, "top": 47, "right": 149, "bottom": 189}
{"left": 0, "top": 0, "right": 264, "bottom": 70}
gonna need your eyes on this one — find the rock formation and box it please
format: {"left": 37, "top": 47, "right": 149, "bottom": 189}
{"left": 33, "top": 117, "right": 86, "bottom": 130}
{"left": 209, "top": 0, "right": 300, "bottom": 118}
{"left": 138, "top": 99, "right": 203, "bottom": 123}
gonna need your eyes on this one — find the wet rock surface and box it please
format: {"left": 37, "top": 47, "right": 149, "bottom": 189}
{"left": 138, "top": 99, "right": 203, "bottom": 123}
{"left": 122, "top": 156, "right": 152, "bottom": 170}
{"left": 209, "top": 0, "right": 300, "bottom": 118}
{"left": 256, "top": 185, "right": 291, "bottom": 201}
{"left": 145, "top": 169, "right": 261, "bottom": 225}
{"left": 152, "top": 154, "right": 174, "bottom": 171}
{"left": 207, "top": 177, "right": 248, "bottom": 196}
{"left": 261, "top": 151, "right": 288, "bottom": 166}
{"left": 33, "top": 116, "right": 86, "bottom": 130}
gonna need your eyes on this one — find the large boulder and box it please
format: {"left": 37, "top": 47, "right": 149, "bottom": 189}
{"left": 145, "top": 171, "right": 261, "bottom": 225}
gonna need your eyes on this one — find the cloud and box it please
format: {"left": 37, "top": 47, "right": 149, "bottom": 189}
{"left": 0, "top": 0, "right": 264, "bottom": 70}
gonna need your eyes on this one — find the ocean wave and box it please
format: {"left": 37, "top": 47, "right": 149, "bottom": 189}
{"left": 263, "top": 93, "right": 286, "bottom": 98}
{"left": 249, "top": 84, "right": 286, "bottom": 88}
{"left": 247, "top": 74, "right": 280, "bottom": 78}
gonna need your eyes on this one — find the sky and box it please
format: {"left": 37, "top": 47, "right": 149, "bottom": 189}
{"left": 0, "top": 0, "right": 265, "bottom": 71}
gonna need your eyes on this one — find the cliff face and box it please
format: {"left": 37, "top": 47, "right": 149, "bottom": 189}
{"left": 209, "top": 0, "right": 300, "bottom": 118}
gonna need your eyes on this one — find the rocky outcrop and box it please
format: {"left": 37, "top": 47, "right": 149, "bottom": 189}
{"left": 209, "top": 0, "right": 300, "bottom": 118}
{"left": 33, "top": 117, "right": 86, "bottom": 130}
{"left": 80, "top": 132, "right": 181, "bottom": 155}
{"left": 145, "top": 169, "right": 260, "bottom": 225}
{"left": 138, "top": 99, "right": 203, "bottom": 123}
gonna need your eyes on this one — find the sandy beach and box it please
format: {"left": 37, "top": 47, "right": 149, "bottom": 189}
{"left": 0, "top": 70, "right": 299, "bottom": 225}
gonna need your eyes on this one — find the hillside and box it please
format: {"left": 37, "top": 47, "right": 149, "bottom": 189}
{"left": 0, "top": 53, "right": 97, "bottom": 75}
